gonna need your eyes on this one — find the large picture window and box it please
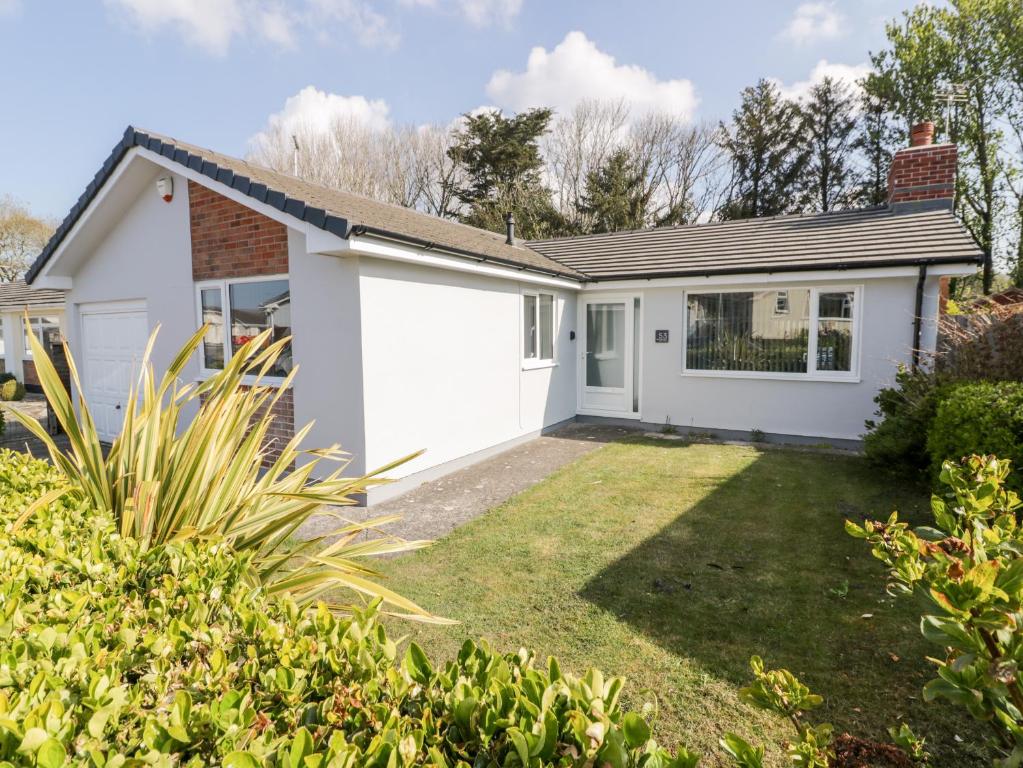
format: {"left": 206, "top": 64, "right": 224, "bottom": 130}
{"left": 523, "top": 291, "right": 555, "bottom": 364}
{"left": 684, "top": 287, "right": 858, "bottom": 378}
{"left": 197, "top": 277, "right": 292, "bottom": 379}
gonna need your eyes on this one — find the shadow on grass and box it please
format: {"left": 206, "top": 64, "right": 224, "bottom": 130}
{"left": 576, "top": 441, "right": 986, "bottom": 758}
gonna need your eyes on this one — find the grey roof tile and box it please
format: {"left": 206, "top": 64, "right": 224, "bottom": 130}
{"left": 527, "top": 206, "right": 982, "bottom": 280}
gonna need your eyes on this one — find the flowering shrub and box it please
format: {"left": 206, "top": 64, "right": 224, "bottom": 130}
{"left": 0, "top": 449, "right": 698, "bottom": 767}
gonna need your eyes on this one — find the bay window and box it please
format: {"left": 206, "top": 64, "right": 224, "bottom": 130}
{"left": 683, "top": 286, "right": 858, "bottom": 379}
{"left": 197, "top": 277, "right": 292, "bottom": 379}
{"left": 523, "top": 291, "right": 555, "bottom": 365}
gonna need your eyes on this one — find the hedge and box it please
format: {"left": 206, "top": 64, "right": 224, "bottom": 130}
{"left": 0, "top": 450, "right": 695, "bottom": 768}
{"left": 926, "top": 381, "right": 1023, "bottom": 490}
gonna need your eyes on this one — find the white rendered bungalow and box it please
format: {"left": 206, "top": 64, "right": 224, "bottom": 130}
{"left": 26, "top": 125, "right": 981, "bottom": 503}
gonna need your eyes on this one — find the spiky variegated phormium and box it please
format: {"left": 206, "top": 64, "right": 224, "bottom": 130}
{"left": 6, "top": 322, "right": 445, "bottom": 621}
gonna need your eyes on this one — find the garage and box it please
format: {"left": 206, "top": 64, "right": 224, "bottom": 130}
{"left": 79, "top": 302, "right": 149, "bottom": 442}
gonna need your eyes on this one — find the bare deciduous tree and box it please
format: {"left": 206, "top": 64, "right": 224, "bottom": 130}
{"left": 0, "top": 196, "right": 53, "bottom": 282}
{"left": 544, "top": 99, "right": 630, "bottom": 230}
{"left": 631, "top": 116, "right": 728, "bottom": 226}
{"left": 249, "top": 119, "right": 462, "bottom": 218}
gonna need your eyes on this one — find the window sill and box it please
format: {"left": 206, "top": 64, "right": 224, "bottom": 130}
{"left": 196, "top": 372, "right": 291, "bottom": 389}
{"left": 522, "top": 360, "right": 558, "bottom": 371}
{"left": 680, "top": 370, "right": 860, "bottom": 384}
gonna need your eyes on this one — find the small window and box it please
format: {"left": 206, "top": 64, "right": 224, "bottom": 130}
{"left": 200, "top": 288, "right": 225, "bottom": 370}
{"left": 23, "top": 316, "right": 60, "bottom": 358}
{"left": 775, "top": 290, "right": 790, "bottom": 314}
{"left": 197, "top": 278, "right": 292, "bottom": 379}
{"left": 523, "top": 291, "right": 555, "bottom": 363}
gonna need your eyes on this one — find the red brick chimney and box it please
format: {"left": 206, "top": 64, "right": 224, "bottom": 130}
{"left": 887, "top": 121, "right": 956, "bottom": 212}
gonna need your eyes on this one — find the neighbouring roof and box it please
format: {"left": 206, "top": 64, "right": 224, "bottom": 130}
{"left": 0, "top": 280, "right": 65, "bottom": 312}
{"left": 26, "top": 127, "right": 585, "bottom": 284}
{"left": 527, "top": 206, "right": 983, "bottom": 281}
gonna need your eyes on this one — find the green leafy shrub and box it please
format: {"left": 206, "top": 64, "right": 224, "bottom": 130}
{"left": 0, "top": 449, "right": 698, "bottom": 768}
{"left": 847, "top": 455, "right": 1023, "bottom": 763}
{"left": 0, "top": 378, "right": 25, "bottom": 401}
{"left": 0, "top": 371, "right": 14, "bottom": 385}
{"left": 926, "top": 382, "right": 1023, "bottom": 490}
{"left": 863, "top": 367, "right": 945, "bottom": 474}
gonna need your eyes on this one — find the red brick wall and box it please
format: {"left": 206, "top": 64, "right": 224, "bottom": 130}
{"left": 189, "top": 180, "right": 294, "bottom": 459}
{"left": 887, "top": 144, "right": 957, "bottom": 206}
{"left": 22, "top": 360, "right": 39, "bottom": 391}
{"left": 188, "top": 180, "right": 289, "bottom": 281}
{"left": 199, "top": 386, "right": 294, "bottom": 469}
{"left": 257, "top": 387, "right": 295, "bottom": 467}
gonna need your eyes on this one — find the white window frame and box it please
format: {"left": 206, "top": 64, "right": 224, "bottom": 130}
{"left": 681, "top": 285, "right": 863, "bottom": 383}
{"left": 522, "top": 289, "right": 557, "bottom": 370}
{"left": 774, "top": 290, "right": 790, "bottom": 314}
{"left": 22, "top": 314, "right": 62, "bottom": 360}
{"left": 194, "top": 274, "right": 291, "bottom": 385}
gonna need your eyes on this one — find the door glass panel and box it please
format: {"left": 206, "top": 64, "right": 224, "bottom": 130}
{"left": 586, "top": 303, "right": 625, "bottom": 388}
{"left": 632, "top": 297, "right": 640, "bottom": 412}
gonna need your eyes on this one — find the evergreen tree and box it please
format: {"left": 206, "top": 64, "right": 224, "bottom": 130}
{"left": 447, "top": 108, "right": 566, "bottom": 240}
{"left": 578, "top": 148, "right": 650, "bottom": 233}
{"left": 871, "top": 0, "right": 1008, "bottom": 294}
{"left": 855, "top": 72, "right": 904, "bottom": 207}
{"left": 798, "top": 77, "right": 858, "bottom": 212}
{"left": 718, "top": 79, "right": 808, "bottom": 219}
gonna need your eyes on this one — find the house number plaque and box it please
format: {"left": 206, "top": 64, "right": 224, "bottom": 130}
{"left": 655, "top": 330, "right": 669, "bottom": 343}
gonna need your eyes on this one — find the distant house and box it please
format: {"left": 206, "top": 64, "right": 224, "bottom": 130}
{"left": 25, "top": 122, "right": 981, "bottom": 502}
{"left": 0, "top": 280, "right": 65, "bottom": 391}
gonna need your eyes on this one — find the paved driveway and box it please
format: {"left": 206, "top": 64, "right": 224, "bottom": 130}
{"left": 298, "top": 422, "right": 636, "bottom": 543}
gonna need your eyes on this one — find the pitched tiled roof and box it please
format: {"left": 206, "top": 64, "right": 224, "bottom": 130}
{"left": 0, "top": 280, "right": 65, "bottom": 311}
{"left": 527, "top": 206, "right": 983, "bottom": 280}
{"left": 28, "top": 126, "right": 983, "bottom": 287}
{"left": 26, "top": 127, "right": 586, "bottom": 284}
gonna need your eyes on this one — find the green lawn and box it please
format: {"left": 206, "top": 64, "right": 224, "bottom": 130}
{"left": 378, "top": 438, "right": 992, "bottom": 766}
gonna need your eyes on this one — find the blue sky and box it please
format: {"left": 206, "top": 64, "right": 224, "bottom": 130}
{"left": 0, "top": 0, "right": 921, "bottom": 220}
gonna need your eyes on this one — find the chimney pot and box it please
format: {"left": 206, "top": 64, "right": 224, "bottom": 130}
{"left": 910, "top": 121, "right": 935, "bottom": 147}
{"left": 504, "top": 211, "right": 516, "bottom": 245}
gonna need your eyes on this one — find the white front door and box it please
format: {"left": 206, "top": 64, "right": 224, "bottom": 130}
{"left": 580, "top": 296, "right": 640, "bottom": 417}
{"left": 79, "top": 303, "right": 149, "bottom": 442}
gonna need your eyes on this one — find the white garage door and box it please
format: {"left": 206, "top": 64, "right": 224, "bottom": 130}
{"left": 80, "top": 302, "right": 149, "bottom": 442}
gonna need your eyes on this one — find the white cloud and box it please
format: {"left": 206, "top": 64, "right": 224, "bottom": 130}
{"left": 459, "top": 0, "right": 522, "bottom": 27}
{"left": 775, "top": 59, "right": 870, "bottom": 102}
{"left": 104, "top": 0, "right": 397, "bottom": 54}
{"left": 779, "top": 2, "right": 845, "bottom": 45}
{"left": 105, "top": 0, "right": 244, "bottom": 52}
{"left": 398, "top": 0, "right": 522, "bottom": 26}
{"left": 251, "top": 86, "right": 392, "bottom": 147}
{"left": 485, "top": 31, "right": 698, "bottom": 121}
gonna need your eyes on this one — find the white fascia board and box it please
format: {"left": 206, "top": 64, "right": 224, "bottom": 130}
{"left": 582, "top": 263, "right": 978, "bottom": 291}
{"left": 346, "top": 234, "right": 582, "bottom": 290}
{"left": 136, "top": 147, "right": 305, "bottom": 231}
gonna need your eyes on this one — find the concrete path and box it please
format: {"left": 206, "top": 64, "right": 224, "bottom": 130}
{"left": 298, "top": 422, "right": 637, "bottom": 543}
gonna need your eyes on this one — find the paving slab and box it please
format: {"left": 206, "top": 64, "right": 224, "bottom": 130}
{"left": 298, "top": 422, "right": 638, "bottom": 543}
